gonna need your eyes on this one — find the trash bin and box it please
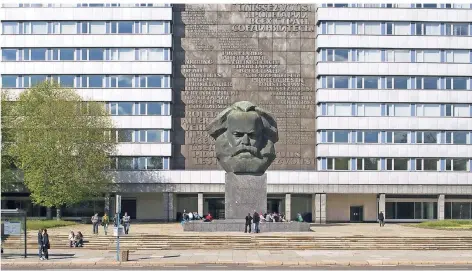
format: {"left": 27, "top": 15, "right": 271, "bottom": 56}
{"left": 120, "top": 250, "right": 129, "bottom": 261}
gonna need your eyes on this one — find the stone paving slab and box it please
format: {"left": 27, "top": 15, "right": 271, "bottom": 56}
{"left": 2, "top": 249, "right": 472, "bottom": 267}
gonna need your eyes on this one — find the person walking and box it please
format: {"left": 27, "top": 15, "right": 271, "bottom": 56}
{"left": 253, "top": 211, "right": 260, "bottom": 233}
{"left": 37, "top": 229, "right": 44, "bottom": 260}
{"left": 378, "top": 211, "right": 385, "bottom": 227}
{"left": 41, "top": 229, "right": 50, "bottom": 260}
{"left": 91, "top": 213, "right": 99, "bottom": 234}
{"left": 102, "top": 213, "right": 109, "bottom": 235}
{"left": 244, "top": 213, "right": 253, "bottom": 233}
{"left": 122, "top": 212, "right": 131, "bottom": 234}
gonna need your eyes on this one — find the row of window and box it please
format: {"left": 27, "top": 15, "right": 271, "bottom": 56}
{"left": 107, "top": 129, "right": 170, "bottom": 143}
{"left": 321, "top": 3, "right": 472, "bottom": 9}
{"left": 109, "top": 156, "right": 170, "bottom": 170}
{"left": 2, "top": 48, "right": 171, "bottom": 61}
{"left": 319, "top": 49, "right": 472, "bottom": 63}
{"left": 319, "top": 76, "right": 471, "bottom": 90}
{"left": 445, "top": 202, "right": 472, "bottom": 220}
{"left": 105, "top": 102, "right": 170, "bottom": 116}
{"left": 1, "top": 75, "right": 171, "bottom": 89}
{"left": 319, "top": 21, "right": 472, "bottom": 36}
{"left": 2, "top": 21, "right": 171, "bottom": 35}
{"left": 319, "top": 103, "right": 472, "bottom": 117}
{"left": 385, "top": 201, "right": 437, "bottom": 220}
{"left": 319, "top": 157, "right": 471, "bottom": 171}
{"left": 2, "top": 3, "right": 171, "bottom": 8}
{"left": 319, "top": 130, "right": 471, "bottom": 145}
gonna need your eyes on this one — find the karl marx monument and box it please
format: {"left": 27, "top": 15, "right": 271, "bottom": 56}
{"left": 208, "top": 101, "right": 278, "bottom": 219}
{"left": 184, "top": 101, "right": 310, "bottom": 231}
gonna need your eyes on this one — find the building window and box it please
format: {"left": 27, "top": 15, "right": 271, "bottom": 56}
{"left": 386, "top": 158, "right": 408, "bottom": 171}
{"left": 327, "top": 157, "right": 349, "bottom": 170}
{"left": 357, "top": 158, "right": 378, "bottom": 170}
{"left": 415, "top": 158, "right": 439, "bottom": 171}
{"left": 2, "top": 49, "right": 17, "bottom": 61}
{"left": 445, "top": 158, "right": 468, "bottom": 171}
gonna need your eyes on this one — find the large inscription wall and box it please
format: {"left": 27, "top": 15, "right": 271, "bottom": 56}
{"left": 173, "top": 4, "right": 317, "bottom": 170}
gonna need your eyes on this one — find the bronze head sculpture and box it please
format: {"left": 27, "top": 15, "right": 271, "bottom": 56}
{"left": 207, "top": 101, "right": 278, "bottom": 174}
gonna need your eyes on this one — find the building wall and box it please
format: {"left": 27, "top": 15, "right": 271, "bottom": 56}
{"left": 326, "top": 193, "right": 377, "bottom": 222}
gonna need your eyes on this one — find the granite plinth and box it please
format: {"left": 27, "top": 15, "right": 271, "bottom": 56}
{"left": 182, "top": 220, "right": 312, "bottom": 232}
{"left": 225, "top": 173, "right": 267, "bottom": 220}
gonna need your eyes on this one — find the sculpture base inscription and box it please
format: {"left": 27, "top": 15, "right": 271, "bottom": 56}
{"left": 225, "top": 173, "right": 267, "bottom": 219}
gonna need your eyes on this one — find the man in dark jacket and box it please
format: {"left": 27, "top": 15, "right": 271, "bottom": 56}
{"left": 378, "top": 211, "right": 385, "bottom": 227}
{"left": 253, "top": 211, "right": 260, "bottom": 233}
{"left": 244, "top": 213, "right": 253, "bottom": 233}
{"left": 37, "top": 229, "right": 43, "bottom": 259}
{"left": 41, "top": 229, "right": 49, "bottom": 260}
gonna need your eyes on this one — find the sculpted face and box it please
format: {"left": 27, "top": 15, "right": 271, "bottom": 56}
{"left": 214, "top": 111, "right": 275, "bottom": 174}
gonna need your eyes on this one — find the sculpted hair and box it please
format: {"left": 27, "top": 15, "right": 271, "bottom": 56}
{"left": 207, "top": 101, "right": 278, "bottom": 143}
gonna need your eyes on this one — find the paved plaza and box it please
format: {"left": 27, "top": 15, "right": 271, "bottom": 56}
{"left": 2, "top": 248, "right": 472, "bottom": 268}
{"left": 33, "top": 222, "right": 472, "bottom": 237}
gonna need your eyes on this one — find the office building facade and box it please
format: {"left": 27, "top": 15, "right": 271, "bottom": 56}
{"left": 1, "top": 3, "right": 471, "bottom": 222}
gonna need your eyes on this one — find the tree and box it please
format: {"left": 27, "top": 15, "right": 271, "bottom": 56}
{"left": 4, "top": 81, "right": 117, "bottom": 219}
{"left": 1, "top": 91, "right": 21, "bottom": 192}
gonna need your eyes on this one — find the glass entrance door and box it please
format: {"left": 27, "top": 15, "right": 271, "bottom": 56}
{"left": 350, "top": 206, "right": 364, "bottom": 222}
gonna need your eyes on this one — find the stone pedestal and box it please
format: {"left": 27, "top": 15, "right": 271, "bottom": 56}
{"left": 225, "top": 173, "right": 267, "bottom": 219}
{"left": 183, "top": 220, "right": 311, "bottom": 232}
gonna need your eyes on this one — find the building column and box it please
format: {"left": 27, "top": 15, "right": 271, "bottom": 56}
{"left": 438, "top": 194, "right": 445, "bottom": 220}
{"left": 46, "top": 207, "right": 52, "bottom": 219}
{"left": 379, "top": 193, "right": 386, "bottom": 215}
{"left": 285, "top": 194, "right": 291, "bottom": 221}
{"left": 104, "top": 193, "right": 110, "bottom": 215}
{"left": 198, "top": 193, "right": 204, "bottom": 217}
{"left": 164, "top": 192, "right": 175, "bottom": 222}
{"left": 314, "top": 193, "right": 327, "bottom": 224}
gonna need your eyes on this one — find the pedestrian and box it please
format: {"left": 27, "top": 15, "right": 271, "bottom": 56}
{"left": 68, "top": 231, "right": 75, "bottom": 247}
{"left": 91, "top": 213, "right": 99, "bottom": 234}
{"left": 37, "top": 229, "right": 43, "bottom": 259}
{"left": 253, "top": 210, "right": 260, "bottom": 233}
{"left": 122, "top": 212, "right": 131, "bottom": 234}
{"left": 41, "top": 229, "right": 50, "bottom": 260}
{"left": 101, "top": 213, "right": 109, "bottom": 235}
{"left": 378, "top": 211, "right": 385, "bottom": 227}
{"left": 245, "top": 213, "right": 253, "bottom": 233}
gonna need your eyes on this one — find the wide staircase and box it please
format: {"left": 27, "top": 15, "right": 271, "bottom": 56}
{"left": 4, "top": 234, "right": 472, "bottom": 250}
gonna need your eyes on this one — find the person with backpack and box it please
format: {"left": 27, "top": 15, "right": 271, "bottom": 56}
{"left": 101, "top": 213, "right": 109, "bottom": 235}
{"left": 378, "top": 211, "right": 385, "bottom": 227}
{"left": 91, "top": 213, "right": 99, "bottom": 234}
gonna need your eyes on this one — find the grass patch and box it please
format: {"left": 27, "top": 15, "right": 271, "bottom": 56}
{"left": 26, "top": 219, "right": 79, "bottom": 231}
{"left": 411, "top": 220, "right": 472, "bottom": 230}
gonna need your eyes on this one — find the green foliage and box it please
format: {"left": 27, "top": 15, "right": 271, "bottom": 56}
{"left": 1, "top": 91, "right": 21, "bottom": 191}
{"left": 26, "top": 219, "right": 79, "bottom": 231}
{"left": 414, "top": 220, "right": 472, "bottom": 230}
{"left": 3, "top": 81, "right": 117, "bottom": 207}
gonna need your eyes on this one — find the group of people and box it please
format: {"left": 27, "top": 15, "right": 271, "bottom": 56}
{"left": 245, "top": 211, "right": 262, "bottom": 233}
{"left": 37, "top": 229, "right": 50, "bottom": 260}
{"left": 181, "top": 210, "right": 213, "bottom": 223}
{"left": 91, "top": 212, "right": 131, "bottom": 235}
{"left": 262, "top": 212, "right": 288, "bottom": 223}
{"left": 68, "top": 231, "right": 84, "bottom": 247}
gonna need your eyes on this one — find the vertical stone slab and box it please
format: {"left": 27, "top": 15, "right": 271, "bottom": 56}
{"left": 285, "top": 194, "right": 291, "bottom": 221}
{"left": 225, "top": 173, "right": 267, "bottom": 219}
{"left": 164, "top": 192, "right": 175, "bottom": 222}
{"left": 198, "top": 193, "right": 204, "bottom": 217}
{"left": 320, "top": 193, "right": 327, "bottom": 223}
{"left": 172, "top": 4, "right": 317, "bottom": 171}
{"left": 438, "top": 194, "right": 445, "bottom": 220}
{"left": 378, "top": 193, "right": 386, "bottom": 216}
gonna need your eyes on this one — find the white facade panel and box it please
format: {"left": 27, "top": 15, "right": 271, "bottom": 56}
{"left": 3, "top": 88, "right": 172, "bottom": 102}
{"left": 1, "top": 7, "right": 173, "bottom": 21}
{"left": 317, "top": 89, "right": 472, "bottom": 104}
{"left": 317, "top": 7, "right": 472, "bottom": 23}
{"left": 111, "top": 170, "right": 472, "bottom": 186}
{"left": 316, "top": 144, "right": 472, "bottom": 158}
{"left": 116, "top": 143, "right": 172, "bottom": 156}
{"left": 317, "top": 62, "right": 472, "bottom": 77}
{"left": 316, "top": 35, "right": 472, "bottom": 50}
{"left": 111, "top": 115, "right": 172, "bottom": 129}
{"left": 1, "top": 61, "right": 172, "bottom": 75}
{"left": 316, "top": 117, "right": 472, "bottom": 130}
{"left": 0, "top": 34, "right": 172, "bottom": 48}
